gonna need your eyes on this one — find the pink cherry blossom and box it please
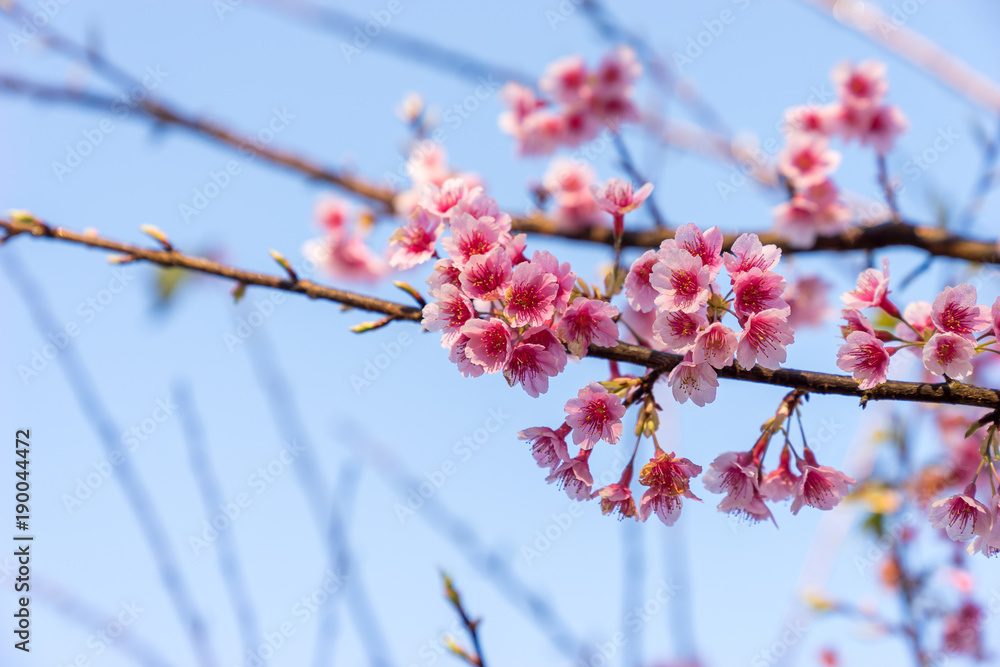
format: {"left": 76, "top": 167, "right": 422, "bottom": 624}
{"left": 778, "top": 133, "right": 841, "bottom": 188}
{"left": 422, "top": 284, "right": 475, "bottom": 348}
{"left": 418, "top": 178, "right": 479, "bottom": 221}
{"left": 674, "top": 223, "right": 724, "bottom": 278}
{"left": 315, "top": 196, "right": 351, "bottom": 232}
{"left": 840, "top": 309, "right": 877, "bottom": 338}
{"left": 761, "top": 446, "right": 799, "bottom": 502}
{"left": 790, "top": 447, "right": 855, "bottom": 514}
{"left": 624, "top": 249, "right": 661, "bottom": 313}
{"left": 736, "top": 308, "right": 795, "bottom": 370}
{"left": 833, "top": 60, "right": 888, "bottom": 109}
{"left": 784, "top": 276, "right": 832, "bottom": 329}
{"left": 650, "top": 249, "right": 712, "bottom": 313}
{"left": 929, "top": 484, "right": 992, "bottom": 542}
{"left": 498, "top": 82, "right": 544, "bottom": 135}
{"left": 637, "top": 451, "right": 702, "bottom": 525}
{"left": 653, "top": 309, "right": 707, "bottom": 354}
{"left": 837, "top": 331, "right": 890, "bottom": 390}
{"left": 841, "top": 258, "right": 895, "bottom": 314}
{"left": 518, "top": 424, "right": 571, "bottom": 471}
{"left": 783, "top": 104, "right": 839, "bottom": 135}
{"left": 942, "top": 602, "right": 984, "bottom": 659}
{"left": 302, "top": 234, "right": 386, "bottom": 283}
{"left": 426, "top": 258, "right": 462, "bottom": 295}
{"left": 563, "top": 381, "right": 626, "bottom": 448}
{"left": 859, "top": 105, "right": 907, "bottom": 155}
{"left": 723, "top": 233, "right": 782, "bottom": 278}
{"left": 732, "top": 268, "right": 787, "bottom": 319}
{"left": 556, "top": 297, "right": 620, "bottom": 357}
{"left": 993, "top": 296, "right": 1000, "bottom": 345}
{"left": 460, "top": 317, "right": 512, "bottom": 374}
{"left": 596, "top": 478, "right": 638, "bottom": 520}
{"left": 459, "top": 246, "right": 513, "bottom": 301}
{"left": 546, "top": 448, "right": 594, "bottom": 501}
{"left": 592, "top": 178, "right": 654, "bottom": 216}
{"left": 543, "top": 158, "right": 604, "bottom": 230}
{"left": 895, "top": 300, "right": 933, "bottom": 342}
{"left": 388, "top": 208, "right": 444, "bottom": 270}
{"left": 593, "top": 45, "right": 641, "bottom": 96}
{"left": 516, "top": 110, "right": 567, "bottom": 156}
{"left": 504, "top": 342, "right": 560, "bottom": 397}
{"left": 503, "top": 260, "right": 558, "bottom": 327}
{"left": 922, "top": 332, "right": 977, "bottom": 379}
{"left": 702, "top": 451, "right": 759, "bottom": 513}
{"left": 531, "top": 250, "right": 576, "bottom": 314}
{"left": 442, "top": 212, "right": 506, "bottom": 266}
{"left": 667, "top": 354, "right": 719, "bottom": 406}
{"left": 638, "top": 490, "right": 683, "bottom": 526}
{"left": 772, "top": 196, "right": 821, "bottom": 248}
{"left": 522, "top": 326, "right": 568, "bottom": 374}
{"left": 692, "top": 322, "right": 738, "bottom": 369}
{"left": 447, "top": 335, "right": 484, "bottom": 378}
{"left": 967, "top": 493, "right": 1000, "bottom": 558}
{"left": 931, "top": 284, "right": 991, "bottom": 335}
{"left": 560, "top": 104, "right": 603, "bottom": 146}
{"left": 540, "top": 55, "right": 590, "bottom": 104}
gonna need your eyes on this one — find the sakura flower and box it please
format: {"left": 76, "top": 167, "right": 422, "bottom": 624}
{"left": 702, "top": 451, "right": 759, "bottom": 513}
{"left": 560, "top": 104, "right": 603, "bottom": 146}
{"left": 650, "top": 249, "right": 712, "bottom": 313}
{"left": 563, "top": 381, "right": 626, "bottom": 448}
{"left": 556, "top": 297, "right": 619, "bottom": 357}
{"left": 784, "top": 276, "right": 832, "bottom": 329}
{"left": 860, "top": 105, "right": 907, "bottom": 155}
{"left": 447, "top": 335, "right": 484, "bottom": 378}
{"left": 772, "top": 196, "right": 820, "bottom": 248}
{"left": 624, "top": 249, "right": 660, "bottom": 313}
{"left": 593, "top": 45, "right": 641, "bottom": 97}
{"left": 518, "top": 424, "right": 570, "bottom": 471}
{"left": 931, "top": 284, "right": 991, "bottom": 335}
{"left": 516, "top": 110, "right": 567, "bottom": 156}
{"left": 302, "top": 235, "right": 387, "bottom": 283}
{"left": 783, "top": 104, "right": 839, "bottom": 135}
{"left": 790, "top": 447, "right": 856, "bottom": 514}
{"left": 736, "top": 308, "right": 795, "bottom": 370}
{"left": 388, "top": 208, "right": 443, "bottom": 270}
{"left": 422, "top": 284, "right": 475, "bottom": 348}
{"left": 540, "top": 55, "right": 590, "bottom": 104}
{"left": 531, "top": 250, "right": 576, "bottom": 313}
{"left": 497, "top": 82, "right": 544, "bottom": 135}
{"left": 666, "top": 354, "right": 719, "bottom": 406}
{"left": 543, "top": 158, "right": 604, "bottom": 230}
{"left": 638, "top": 491, "right": 683, "bottom": 526}
{"left": 840, "top": 309, "right": 877, "bottom": 338}
{"left": 929, "top": 484, "right": 992, "bottom": 542}
{"left": 596, "top": 480, "right": 638, "bottom": 520}
{"left": 638, "top": 450, "right": 704, "bottom": 526}
{"left": 967, "top": 493, "right": 1000, "bottom": 557}
{"left": 895, "top": 300, "right": 933, "bottom": 342}
{"left": 942, "top": 602, "right": 984, "bottom": 659}
{"left": 778, "top": 134, "right": 841, "bottom": 188}
{"left": 315, "top": 196, "right": 351, "bottom": 232}
{"left": 732, "top": 268, "right": 787, "bottom": 319}
{"left": 761, "top": 446, "right": 799, "bottom": 502}
{"left": 833, "top": 60, "right": 888, "bottom": 109}
{"left": 841, "top": 258, "right": 896, "bottom": 315}
{"left": 452, "top": 189, "right": 502, "bottom": 222}
{"left": 418, "top": 178, "right": 479, "bottom": 221}
{"left": 723, "top": 233, "right": 782, "bottom": 278}
{"left": 426, "top": 258, "right": 461, "bottom": 295}
{"left": 674, "top": 223, "right": 724, "bottom": 278}
{"left": 522, "top": 326, "right": 568, "bottom": 375}
{"left": 653, "top": 309, "right": 707, "bottom": 354}
{"left": 592, "top": 177, "right": 654, "bottom": 217}
{"left": 460, "top": 317, "right": 512, "bottom": 374}
{"left": 740, "top": 491, "right": 778, "bottom": 525}
{"left": 503, "top": 342, "right": 560, "bottom": 397}
{"left": 459, "top": 246, "right": 513, "bottom": 301}
{"left": 503, "top": 260, "right": 558, "bottom": 327}
{"left": 692, "top": 321, "right": 738, "bottom": 369}
{"left": 922, "top": 332, "right": 977, "bottom": 380}
{"left": 546, "top": 448, "right": 594, "bottom": 501}
{"left": 837, "top": 331, "right": 890, "bottom": 390}
{"left": 442, "top": 212, "right": 505, "bottom": 266}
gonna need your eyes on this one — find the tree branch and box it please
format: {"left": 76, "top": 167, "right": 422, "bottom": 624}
{"left": 4, "top": 216, "right": 999, "bottom": 410}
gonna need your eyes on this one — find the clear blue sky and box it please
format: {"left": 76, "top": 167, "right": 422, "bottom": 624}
{"left": 2, "top": 1, "right": 999, "bottom": 666}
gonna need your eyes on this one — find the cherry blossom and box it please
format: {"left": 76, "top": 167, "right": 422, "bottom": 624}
{"left": 653, "top": 309, "right": 707, "bottom": 354}
{"left": 542, "top": 158, "right": 604, "bottom": 230}
{"left": 442, "top": 212, "right": 506, "bottom": 266}
{"left": 789, "top": 447, "right": 856, "bottom": 514}
{"left": 503, "top": 260, "right": 558, "bottom": 327}
{"left": 624, "top": 249, "right": 661, "bottom": 313}
{"left": 531, "top": 250, "right": 576, "bottom": 314}
{"left": 667, "top": 354, "right": 719, "bottom": 406}
{"left": 674, "top": 223, "right": 724, "bottom": 278}
{"left": 447, "top": 335, "right": 484, "bottom": 379}
{"left": 761, "top": 446, "right": 799, "bottom": 502}
{"left": 837, "top": 330, "right": 890, "bottom": 390}
{"left": 421, "top": 284, "right": 475, "bottom": 348}
{"left": 784, "top": 276, "right": 832, "bottom": 328}
{"left": 929, "top": 484, "right": 992, "bottom": 542}
{"left": 546, "top": 448, "right": 594, "bottom": 501}
{"left": 518, "top": 424, "right": 571, "bottom": 471}
{"left": 303, "top": 234, "right": 386, "bottom": 283}
{"left": 702, "top": 451, "right": 759, "bottom": 514}
{"left": 563, "top": 381, "right": 626, "bottom": 448}
{"left": 522, "top": 326, "right": 568, "bottom": 375}
{"left": 592, "top": 177, "right": 654, "bottom": 217}
{"left": 922, "top": 332, "right": 977, "bottom": 379}
{"left": 539, "top": 55, "right": 590, "bottom": 104}
{"left": 650, "top": 248, "right": 712, "bottom": 313}
{"left": 930, "top": 284, "right": 991, "bottom": 335}
{"left": 388, "top": 208, "right": 444, "bottom": 270}
{"left": 778, "top": 133, "right": 841, "bottom": 188}
{"left": 459, "top": 246, "right": 513, "bottom": 301}
{"left": 556, "top": 297, "right": 619, "bottom": 357}
{"left": 859, "top": 105, "right": 907, "bottom": 155}
{"left": 637, "top": 452, "right": 703, "bottom": 526}
{"left": 692, "top": 322, "right": 738, "bottom": 369}
{"left": 723, "top": 233, "right": 782, "bottom": 277}
{"left": 736, "top": 308, "right": 795, "bottom": 370}
{"left": 732, "top": 268, "right": 787, "bottom": 319}
{"left": 832, "top": 60, "right": 888, "bottom": 109}
{"left": 504, "top": 342, "right": 560, "bottom": 397}
{"left": 967, "top": 493, "right": 1000, "bottom": 557}
{"left": 841, "top": 258, "right": 896, "bottom": 315}
{"left": 460, "top": 317, "right": 513, "bottom": 374}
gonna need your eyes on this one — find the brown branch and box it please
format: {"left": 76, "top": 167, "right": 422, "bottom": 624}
{"left": 4, "top": 216, "right": 1000, "bottom": 410}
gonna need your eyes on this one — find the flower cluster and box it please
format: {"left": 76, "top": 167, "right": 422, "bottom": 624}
{"left": 303, "top": 196, "right": 388, "bottom": 282}
{"left": 499, "top": 46, "right": 642, "bottom": 155}
{"left": 624, "top": 227, "right": 795, "bottom": 406}
{"left": 836, "top": 263, "right": 999, "bottom": 388}
{"left": 541, "top": 158, "right": 608, "bottom": 231}
{"left": 774, "top": 60, "right": 907, "bottom": 247}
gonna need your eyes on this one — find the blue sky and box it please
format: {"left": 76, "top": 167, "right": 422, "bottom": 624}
{"left": 2, "top": 1, "right": 1000, "bottom": 666}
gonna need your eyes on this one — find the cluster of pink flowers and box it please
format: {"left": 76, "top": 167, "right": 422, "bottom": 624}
{"left": 774, "top": 60, "right": 907, "bottom": 247}
{"left": 392, "top": 144, "right": 482, "bottom": 218}
{"left": 542, "top": 159, "right": 608, "bottom": 231}
{"left": 836, "top": 261, "right": 999, "bottom": 389}
{"left": 624, "top": 227, "right": 795, "bottom": 406}
{"left": 303, "top": 196, "right": 388, "bottom": 282}
{"left": 499, "top": 46, "right": 641, "bottom": 155}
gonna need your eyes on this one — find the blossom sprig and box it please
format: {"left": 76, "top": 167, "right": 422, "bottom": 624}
{"left": 499, "top": 46, "right": 642, "bottom": 156}
{"left": 774, "top": 60, "right": 908, "bottom": 247}
{"left": 836, "top": 263, "right": 1000, "bottom": 389}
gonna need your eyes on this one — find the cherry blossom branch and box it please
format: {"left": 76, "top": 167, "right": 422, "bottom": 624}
{"left": 442, "top": 573, "right": 486, "bottom": 667}
{"left": 4, "top": 216, "right": 1000, "bottom": 410}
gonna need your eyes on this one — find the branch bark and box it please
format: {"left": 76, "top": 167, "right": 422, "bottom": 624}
{"left": 4, "top": 217, "right": 999, "bottom": 410}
